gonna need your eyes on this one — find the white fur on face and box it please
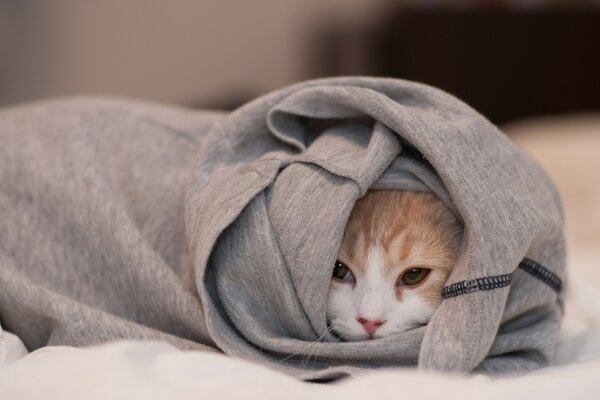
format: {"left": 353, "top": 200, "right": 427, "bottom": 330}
{"left": 326, "top": 190, "right": 461, "bottom": 341}
{"left": 326, "top": 244, "right": 440, "bottom": 341}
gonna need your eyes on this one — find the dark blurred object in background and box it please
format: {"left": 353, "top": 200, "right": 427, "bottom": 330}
{"left": 1, "top": 1, "right": 599, "bottom": 124}
{"left": 310, "top": 8, "right": 600, "bottom": 124}
{"left": 0, "top": 2, "right": 56, "bottom": 106}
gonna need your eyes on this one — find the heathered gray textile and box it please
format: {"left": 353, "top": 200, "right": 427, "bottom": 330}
{"left": 0, "top": 77, "right": 565, "bottom": 380}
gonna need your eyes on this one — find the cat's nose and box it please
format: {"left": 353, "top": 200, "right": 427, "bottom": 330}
{"left": 357, "top": 317, "right": 386, "bottom": 338}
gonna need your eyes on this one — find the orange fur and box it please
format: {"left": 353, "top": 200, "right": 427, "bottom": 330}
{"left": 337, "top": 190, "right": 462, "bottom": 306}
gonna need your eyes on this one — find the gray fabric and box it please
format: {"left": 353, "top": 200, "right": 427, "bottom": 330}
{"left": 0, "top": 77, "right": 566, "bottom": 380}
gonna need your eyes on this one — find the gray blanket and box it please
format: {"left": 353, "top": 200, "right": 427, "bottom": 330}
{"left": 0, "top": 77, "right": 565, "bottom": 380}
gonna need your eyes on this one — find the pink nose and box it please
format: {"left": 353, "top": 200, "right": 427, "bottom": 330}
{"left": 357, "top": 317, "right": 386, "bottom": 338}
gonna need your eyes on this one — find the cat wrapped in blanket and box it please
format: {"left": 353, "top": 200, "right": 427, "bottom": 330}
{"left": 327, "top": 190, "right": 462, "bottom": 341}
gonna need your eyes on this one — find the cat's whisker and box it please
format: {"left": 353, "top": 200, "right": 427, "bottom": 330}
{"left": 299, "top": 324, "right": 348, "bottom": 368}
{"left": 299, "top": 328, "right": 333, "bottom": 368}
{"left": 277, "top": 328, "right": 331, "bottom": 365}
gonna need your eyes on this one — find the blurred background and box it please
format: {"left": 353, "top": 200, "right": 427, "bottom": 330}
{"left": 1, "top": 0, "right": 599, "bottom": 249}
{"left": 1, "top": 0, "right": 599, "bottom": 120}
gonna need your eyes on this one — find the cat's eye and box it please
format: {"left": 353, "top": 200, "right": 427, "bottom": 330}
{"left": 398, "top": 268, "right": 430, "bottom": 286}
{"left": 332, "top": 260, "right": 355, "bottom": 284}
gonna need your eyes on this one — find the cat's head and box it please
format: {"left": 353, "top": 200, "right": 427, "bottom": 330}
{"left": 326, "top": 190, "right": 462, "bottom": 341}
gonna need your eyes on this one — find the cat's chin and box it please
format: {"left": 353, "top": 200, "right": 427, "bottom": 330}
{"left": 338, "top": 333, "right": 384, "bottom": 342}
{"left": 328, "top": 325, "right": 372, "bottom": 342}
{"left": 329, "top": 322, "right": 428, "bottom": 342}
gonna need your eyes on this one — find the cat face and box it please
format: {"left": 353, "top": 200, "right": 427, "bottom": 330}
{"left": 326, "top": 190, "right": 462, "bottom": 341}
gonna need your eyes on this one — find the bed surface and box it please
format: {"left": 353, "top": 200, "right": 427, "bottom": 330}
{"left": 1, "top": 113, "right": 599, "bottom": 399}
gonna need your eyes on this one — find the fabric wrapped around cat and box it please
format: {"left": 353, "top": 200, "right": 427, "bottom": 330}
{"left": 0, "top": 77, "right": 565, "bottom": 380}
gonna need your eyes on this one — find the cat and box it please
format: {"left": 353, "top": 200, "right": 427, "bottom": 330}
{"left": 326, "top": 190, "right": 462, "bottom": 341}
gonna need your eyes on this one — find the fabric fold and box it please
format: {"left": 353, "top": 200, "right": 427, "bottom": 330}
{"left": 0, "top": 78, "right": 566, "bottom": 380}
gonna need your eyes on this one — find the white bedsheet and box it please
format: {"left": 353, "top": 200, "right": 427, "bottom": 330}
{"left": 0, "top": 247, "right": 598, "bottom": 400}
{"left": 1, "top": 114, "right": 599, "bottom": 399}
